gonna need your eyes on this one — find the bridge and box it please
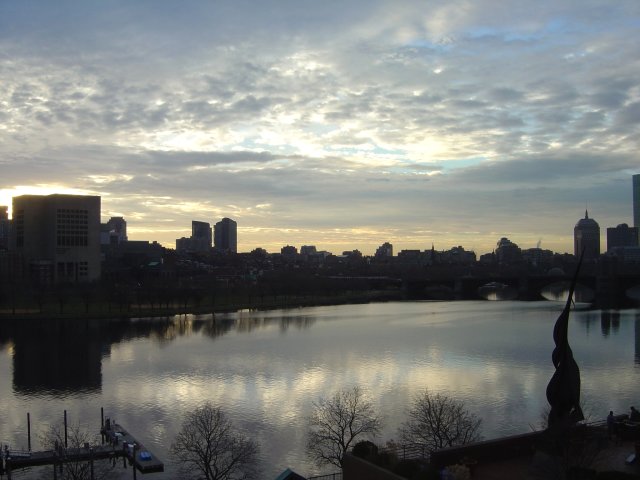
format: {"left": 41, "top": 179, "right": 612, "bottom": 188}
{"left": 401, "top": 262, "right": 640, "bottom": 307}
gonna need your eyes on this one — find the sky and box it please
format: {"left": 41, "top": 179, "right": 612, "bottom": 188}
{"left": 1, "top": 1, "right": 639, "bottom": 255}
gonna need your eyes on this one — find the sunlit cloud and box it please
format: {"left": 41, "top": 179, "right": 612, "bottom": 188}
{"left": 0, "top": 1, "right": 638, "bottom": 254}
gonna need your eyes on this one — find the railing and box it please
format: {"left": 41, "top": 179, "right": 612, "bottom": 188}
{"left": 307, "top": 472, "right": 342, "bottom": 480}
{"left": 4, "top": 448, "right": 32, "bottom": 459}
{"left": 380, "top": 443, "right": 429, "bottom": 461}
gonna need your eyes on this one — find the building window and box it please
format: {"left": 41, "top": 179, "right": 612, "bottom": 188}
{"left": 56, "top": 209, "right": 89, "bottom": 247}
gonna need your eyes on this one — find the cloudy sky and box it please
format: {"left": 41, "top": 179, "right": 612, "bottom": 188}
{"left": 1, "top": 1, "right": 639, "bottom": 255}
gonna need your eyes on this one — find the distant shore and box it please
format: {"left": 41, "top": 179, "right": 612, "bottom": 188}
{"left": 0, "top": 289, "right": 405, "bottom": 322}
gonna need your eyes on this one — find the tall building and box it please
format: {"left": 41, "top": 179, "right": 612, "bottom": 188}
{"left": 0, "top": 205, "right": 9, "bottom": 250}
{"left": 191, "top": 220, "right": 212, "bottom": 252}
{"left": 10, "top": 194, "right": 101, "bottom": 283}
{"left": 607, "top": 223, "right": 639, "bottom": 251}
{"left": 101, "top": 216, "right": 128, "bottom": 245}
{"left": 375, "top": 242, "right": 393, "bottom": 258}
{"left": 214, "top": 218, "right": 237, "bottom": 253}
{"left": 634, "top": 174, "right": 640, "bottom": 231}
{"left": 107, "top": 216, "right": 127, "bottom": 243}
{"left": 495, "top": 237, "right": 521, "bottom": 265}
{"left": 574, "top": 210, "right": 600, "bottom": 260}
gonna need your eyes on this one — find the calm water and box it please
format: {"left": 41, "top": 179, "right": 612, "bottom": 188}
{"left": 1, "top": 301, "right": 639, "bottom": 478}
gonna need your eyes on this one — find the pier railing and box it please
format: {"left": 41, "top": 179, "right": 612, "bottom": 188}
{"left": 308, "top": 473, "right": 342, "bottom": 480}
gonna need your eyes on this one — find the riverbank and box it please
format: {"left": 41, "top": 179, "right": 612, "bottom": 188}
{"left": 0, "top": 289, "right": 404, "bottom": 322}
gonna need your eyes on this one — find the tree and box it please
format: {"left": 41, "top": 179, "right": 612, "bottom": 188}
{"left": 171, "top": 403, "right": 259, "bottom": 480}
{"left": 399, "top": 389, "right": 482, "bottom": 452}
{"left": 306, "top": 386, "right": 382, "bottom": 469}
{"left": 39, "top": 423, "right": 117, "bottom": 480}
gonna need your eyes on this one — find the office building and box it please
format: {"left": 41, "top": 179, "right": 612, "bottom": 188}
{"left": 0, "top": 206, "right": 9, "bottom": 250}
{"left": 495, "top": 237, "right": 522, "bottom": 265}
{"left": 634, "top": 174, "right": 640, "bottom": 231}
{"left": 191, "top": 220, "right": 212, "bottom": 252}
{"left": 101, "top": 216, "right": 128, "bottom": 245}
{"left": 375, "top": 242, "right": 393, "bottom": 258}
{"left": 214, "top": 217, "right": 237, "bottom": 253}
{"left": 10, "top": 194, "right": 101, "bottom": 283}
{"left": 607, "top": 223, "right": 639, "bottom": 251}
{"left": 300, "top": 245, "right": 317, "bottom": 256}
{"left": 574, "top": 210, "right": 600, "bottom": 260}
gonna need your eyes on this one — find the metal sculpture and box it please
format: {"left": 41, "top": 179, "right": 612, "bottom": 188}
{"left": 546, "top": 252, "right": 584, "bottom": 429}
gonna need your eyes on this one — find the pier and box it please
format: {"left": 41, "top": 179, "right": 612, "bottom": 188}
{"left": 0, "top": 410, "right": 164, "bottom": 479}
{"left": 101, "top": 418, "right": 164, "bottom": 473}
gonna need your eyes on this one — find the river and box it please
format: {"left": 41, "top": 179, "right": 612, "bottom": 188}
{"left": 1, "top": 301, "right": 639, "bottom": 478}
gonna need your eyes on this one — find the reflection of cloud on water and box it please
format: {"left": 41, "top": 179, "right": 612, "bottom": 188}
{"left": 2, "top": 303, "right": 639, "bottom": 478}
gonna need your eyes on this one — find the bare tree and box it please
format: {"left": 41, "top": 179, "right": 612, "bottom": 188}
{"left": 399, "top": 389, "right": 482, "bottom": 452}
{"left": 171, "top": 403, "right": 259, "bottom": 480}
{"left": 39, "top": 423, "right": 117, "bottom": 480}
{"left": 306, "top": 386, "right": 382, "bottom": 469}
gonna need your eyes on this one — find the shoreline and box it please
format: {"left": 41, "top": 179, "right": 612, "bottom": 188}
{"left": 0, "top": 289, "right": 405, "bottom": 322}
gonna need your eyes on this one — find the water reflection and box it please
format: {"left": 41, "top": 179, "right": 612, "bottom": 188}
{"left": 636, "top": 313, "right": 640, "bottom": 365}
{"left": 477, "top": 282, "right": 518, "bottom": 301}
{"left": 1, "top": 302, "right": 639, "bottom": 479}
{"left": 0, "top": 313, "right": 319, "bottom": 394}
{"left": 540, "top": 282, "right": 595, "bottom": 303}
{"left": 599, "top": 311, "right": 620, "bottom": 337}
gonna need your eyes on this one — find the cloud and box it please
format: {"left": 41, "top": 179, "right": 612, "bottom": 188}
{"left": 1, "top": 0, "right": 639, "bottom": 255}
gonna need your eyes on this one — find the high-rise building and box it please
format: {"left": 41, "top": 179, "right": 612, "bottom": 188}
{"left": 107, "top": 216, "right": 127, "bottom": 243}
{"left": 574, "top": 210, "right": 600, "bottom": 260}
{"left": 0, "top": 206, "right": 9, "bottom": 250}
{"left": 495, "top": 237, "right": 521, "bottom": 265}
{"left": 101, "top": 216, "right": 128, "bottom": 245}
{"left": 633, "top": 174, "right": 640, "bottom": 231}
{"left": 214, "top": 218, "right": 237, "bottom": 253}
{"left": 375, "top": 242, "right": 393, "bottom": 258}
{"left": 300, "top": 245, "right": 317, "bottom": 256}
{"left": 607, "top": 223, "right": 639, "bottom": 251}
{"left": 191, "top": 220, "right": 212, "bottom": 252}
{"left": 10, "top": 194, "right": 101, "bottom": 283}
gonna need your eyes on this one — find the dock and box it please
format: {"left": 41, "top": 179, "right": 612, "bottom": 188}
{"left": 101, "top": 419, "right": 164, "bottom": 473}
{"left": 3, "top": 444, "right": 119, "bottom": 468}
{"left": 1, "top": 413, "right": 164, "bottom": 478}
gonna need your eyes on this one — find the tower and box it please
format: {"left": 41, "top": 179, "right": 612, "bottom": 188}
{"left": 574, "top": 210, "right": 600, "bottom": 260}
{"left": 191, "top": 220, "right": 212, "bottom": 252}
{"left": 214, "top": 218, "right": 237, "bottom": 253}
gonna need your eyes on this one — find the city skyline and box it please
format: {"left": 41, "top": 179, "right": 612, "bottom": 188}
{"left": 1, "top": 1, "right": 639, "bottom": 255}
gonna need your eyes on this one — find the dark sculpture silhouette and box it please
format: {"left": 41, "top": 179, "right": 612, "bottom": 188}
{"left": 546, "top": 251, "right": 584, "bottom": 429}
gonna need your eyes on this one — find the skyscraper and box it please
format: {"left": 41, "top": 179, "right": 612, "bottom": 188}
{"left": 0, "top": 205, "right": 9, "bottom": 250}
{"left": 191, "top": 220, "right": 212, "bottom": 252}
{"left": 607, "top": 223, "right": 639, "bottom": 251}
{"left": 633, "top": 174, "right": 640, "bottom": 231}
{"left": 214, "top": 218, "right": 237, "bottom": 253}
{"left": 574, "top": 210, "right": 600, "bottom": 260}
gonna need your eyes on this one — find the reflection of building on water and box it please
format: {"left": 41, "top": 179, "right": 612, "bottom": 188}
{"left": 600, "top": 311, "right": 620, "bottom": 337}
{"left": 13, "top": 328, "right": 102, "bottom": 393}
{"left": 3, "top": 318, "right": 183, "bottom": 394}
{"left": 635, "top": 313, "right": 640, "bottom": 365}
